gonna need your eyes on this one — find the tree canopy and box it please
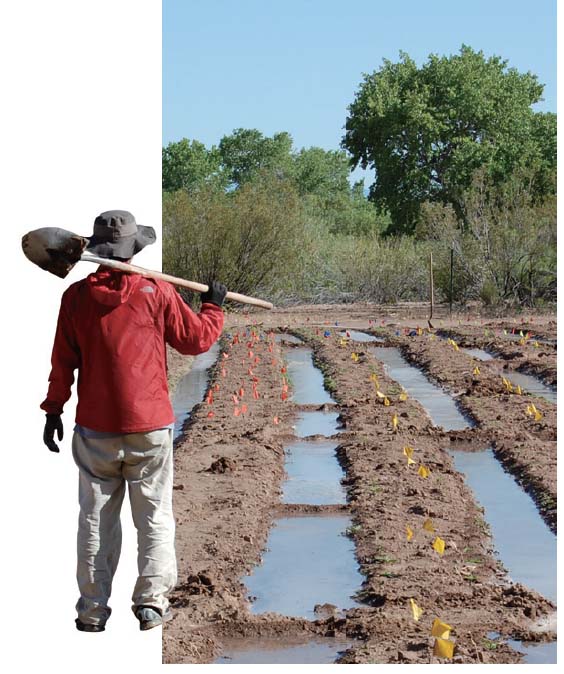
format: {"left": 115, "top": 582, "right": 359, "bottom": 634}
{"left": 342, "top": 45, "right": 556, "bottom": 234}
{"left": 162, "top": 138, "right": 222, "bottom": 192}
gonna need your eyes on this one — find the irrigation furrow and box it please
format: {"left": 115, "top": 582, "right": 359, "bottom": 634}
{"left": 389, "top": 332, "right": 557, "bottom": 530}
{"left": 293, "top": 328, "right": 555, "bottom": 664}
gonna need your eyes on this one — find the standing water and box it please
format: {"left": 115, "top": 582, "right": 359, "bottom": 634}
{"left": 294, "top": 410, "right": 342, "bottom": 438}
{"left": 244, "top": 515, "right": 363, "bottom": 618}
{"left": 282, "top": 440, "right": 346, "bottom": 505}
{"left": 502, "top": 371, "right": 557, "bottom": 405}
{"left": 450, "top": 447, "right": 556, "bottom": 664}
{"left": 463, "top": 347, "right": 495, "bottom": 361}
{"left": 285, "top": 349, "right": 335, "bottom": 404}
{"left": 241, "top": 344, "right": 362, "bottom": 641}
{"left": 171, "top": 343, "right": 220, "bottom": 441}
{"left": 462, "top": 348, "right": 556, "bottom": 403}
{"left": 338, "top": 330, "right": 385, "bottom": 343}
{"left": 371, "top": 347, "right": 473, "bottom": 430}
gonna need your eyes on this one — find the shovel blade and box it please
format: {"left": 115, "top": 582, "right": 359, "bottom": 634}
{"left": 22, "top": 227, "right": 89, "bottom": 278}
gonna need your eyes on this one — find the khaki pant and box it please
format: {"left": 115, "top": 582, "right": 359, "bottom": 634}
{"left": 72, "top": 428, "right": 177, "bottom": 626}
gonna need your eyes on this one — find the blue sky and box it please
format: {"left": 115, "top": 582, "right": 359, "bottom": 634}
{"left": 163, "top": 0, "right": 556, "bottom": 182}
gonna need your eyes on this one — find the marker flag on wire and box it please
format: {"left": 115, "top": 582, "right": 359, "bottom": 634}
{"left": 403, "top": 446, "right": 415, "bottom": 466}
{"left": 433, "top": 537, "right": 446, "bottom": 555}
{"left": 406, "top": 525, "right": 414, "bottom": 541}
{"left": 433, "top": 637, "right": 455, "bottom": 659}
{"left": 473, "top": 366, "right": 480, "bottom": 375}
{"left": 410, "top": 598, "right": 423, "bottom": 621}
{"left": 399, "top": 390, "right": 408, "bottom": 401}
{"left": 418, "top": 465, "right": 430, "bottom": 478}
{"left": 431, "top": 618, "right": 453, "bottom": 639}
{"left": 392, "top": 414, "right": 398, "bottom": 431}
{"left": 423, "top": 518, "right": 435, "bottom": 533}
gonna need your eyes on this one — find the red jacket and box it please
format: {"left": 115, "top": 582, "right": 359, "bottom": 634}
{"left": 41, "top": 269, "right": 224, "bottom": 433}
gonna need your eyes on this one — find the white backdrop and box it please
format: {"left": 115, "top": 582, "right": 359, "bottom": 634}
{"left": 0, "top": 1, "right": 163, "bottom": 669}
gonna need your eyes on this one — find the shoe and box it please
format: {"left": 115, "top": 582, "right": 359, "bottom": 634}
{"left": 135, "top": 605, "right": 173, "bottom": 631}
{"left": 75, "top": 618, "right": 105, "bottom": 632}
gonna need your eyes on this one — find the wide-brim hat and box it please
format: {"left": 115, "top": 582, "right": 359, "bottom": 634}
{"left": 86, "top": 210, "right": 156, "bottom": 259}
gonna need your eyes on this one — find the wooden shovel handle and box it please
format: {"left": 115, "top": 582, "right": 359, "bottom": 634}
{"left": 81, "top": 255, "right": 274, "bottom": 310}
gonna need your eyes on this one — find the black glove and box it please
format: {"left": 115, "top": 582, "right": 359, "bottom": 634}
{"left": 201, "top": 280, "right": 227, "bottom": 307}
{"left": 43, "top": 414, "right": 63, "bottom": 453}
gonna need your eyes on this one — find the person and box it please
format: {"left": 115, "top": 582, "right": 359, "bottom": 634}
{"left": 40, "top": 210, "right": 226, "bottom": 632}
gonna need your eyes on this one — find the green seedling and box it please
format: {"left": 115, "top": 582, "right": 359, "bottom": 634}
{"left": 370, "top": 555, "right": 397, "bottom": 565}
{"left": 345, "top": 524, "right": 362, "bottom": 537}
{"left": 483, "top": 638, "right": 498, "bottom": 651}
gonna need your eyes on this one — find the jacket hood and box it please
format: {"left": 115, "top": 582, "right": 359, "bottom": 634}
{"left": 86, "top": 268, "right": 144, "bottom": 307}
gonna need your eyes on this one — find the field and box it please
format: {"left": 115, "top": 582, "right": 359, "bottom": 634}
{"left": 162, "top": 303, "right": 556, "bottom": 664}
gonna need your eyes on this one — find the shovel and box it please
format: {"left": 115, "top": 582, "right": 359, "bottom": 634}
{"left": 21, "top": 227, "right": 274, "bottom": 310}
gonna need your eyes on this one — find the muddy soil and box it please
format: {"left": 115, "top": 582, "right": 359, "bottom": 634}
{"left": 437, "top": 324, "right": 557, "bottom": 387}
{"left": 388, "top": 332, "right": 557, "bottom": 531}
{"left": 163, "top": 306, "right": 556, "bottom": 664}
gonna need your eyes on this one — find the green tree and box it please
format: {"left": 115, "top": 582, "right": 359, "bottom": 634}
{"left": 343, "top": 45, "right": 553, "bottom": 234}
{"left": 219, "top": 128, "right": 294, "bottom": 186}
{"left": 163, "top": 173, "right": 303, "bottom": 301}
{"left": 292, "top": 146, "right": 350, "bottom": 197}
{"left": 162, "top": 138, "right": 222, "bottom": 192}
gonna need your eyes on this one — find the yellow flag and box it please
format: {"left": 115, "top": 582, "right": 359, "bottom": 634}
{"left": 423, "top": 518, "right": 435, "bottom": 532}
{"left": 410, "top": 598, "right": 423, "bottom": 621}
{"left": 351, "top": 352, "right": 359, "bottom": 363}
{"left": 526, "top": 404, "right": 533, "bottom": 416}
{"left": 515, "top": 385, "right": 522, "bottom": 395}
{"left": 418, "top": 465, "right": 430, "bottom": 478}
{"left": 399, "top": 390, "right": 408, "bottom": 401}
{"left": 383, "top": 396, "right": 390, "bottom": 406}
{"left": 392, "top": 414, "right": 398, "bottom": 431}
{"left": 433, "top": 537, "right": 446, "bottom": 555}
{"left": 376, "top": 390, "right": 385, "bottom": 398}
{"left": 473, "top": 366, "right": 480, "bottom": 375}
{"left": 534, "top": 409, "right": 543, "bottom": 421}
{"left": 533, "top": 341, "right": 539, "bottom": 348}
{"left": 431, "top": 618, "right": 453, "bottom": 639}
{"left": 406, "top": 525, "right": 414, "bottom": 541}
{"left": 433, "top": 637, "right": 455, "bottom": 659}
{"left": 453, "top": 342, "right": 459, "bottom": 351}
{"left": 404, "top": 446, "right": 415, "bottom": 466}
